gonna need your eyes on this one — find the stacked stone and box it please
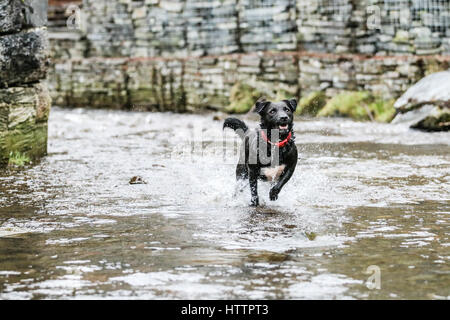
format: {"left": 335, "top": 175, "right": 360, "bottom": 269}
{"left": 127, "top": 58, "right": 186, "bottom": 111}
{"left": 132, "top": 0, "right": 187, "bottom": 58}
{"left": 47, "top": 0, "right": 85, "bottom": 60}
{"left": 46, "top": 0, "right": 450, "bottom": 116}
{"left": 183, "top": 56, "right": 233, "bottom": 109}
{"left": 240, "top": 0, "right": 297, "bottom": 52}
{"left": 298, "top": 54, "right": 356, "bottom": 96}
{"left": 183, "top": 0, "right": 240, "bottom": 56}
{"left": 296, "top": 0, "right": 354, "bottom": 53}
{"left": 83, "top": 0, "right": 134, "bottom": 57}
{"left": 352, "top": 0, "right": 379, "bottom": 54}
{"left": 235, "top": 53, "right": 298, "bottom": 97}
{"left": 298, "top": 52, "right": 437, "bottom": 99}
{"left": 377, "top": 0, "right": 450, "bottom": 55}
{"left": 353, "top": 56, "right": 422, "bottom": 98}
{"left": 0, "top": 0, "right": 51, "bottom": 166}
{"left": 50, "top": 58, "right": 129, "bottom": 109}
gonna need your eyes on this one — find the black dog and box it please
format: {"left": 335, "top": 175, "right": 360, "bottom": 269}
{"left": 223, "top": 99, "right": 298, "bottom": 206}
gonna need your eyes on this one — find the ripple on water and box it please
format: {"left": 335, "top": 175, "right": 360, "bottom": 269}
{"left": 0, "top": 108, "right": 449, "bottom": 299}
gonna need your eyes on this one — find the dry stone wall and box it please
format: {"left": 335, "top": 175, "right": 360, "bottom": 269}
{"left": 0, "top": 0, "right": 51, "bottom": 167}
{"left": 47, "top": 0, "right": 450, "bottom": 111}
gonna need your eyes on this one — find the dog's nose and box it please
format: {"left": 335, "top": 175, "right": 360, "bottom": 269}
{"left": 279, "top": 116, "right": 289, "bottom": 122}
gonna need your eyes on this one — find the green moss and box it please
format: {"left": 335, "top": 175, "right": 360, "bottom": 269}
{"left": 369, "top": 99, "right": 396, "bottom": 122}
{"left": 296, "top": 91, "right": 327, "bottom": 116}
{"left": 274, "top": 89, "right": 292, "bottom": 102}
{"left": 318, "top": 91, "right": 396, "bottom": 122}
{"left": 412, "top": 107, "right": 450, "bottom": 131}
{"left": 226, "top": 82, "right": 262, "bottom": 114}
{"left": 6, "top": 122, "right": 47, "bottom": 160}
{"left": 8, "top": 151, "right": 31, "bottom": 167}
{"left": 0, "top": 132, "right": 8, "bottom": 167}
{"left": 423, "top": 60, "right": 447, "bottom": 77}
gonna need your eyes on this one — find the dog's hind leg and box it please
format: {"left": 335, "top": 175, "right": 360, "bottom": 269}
{"left": 248, "top": 167, "right": 259, "bottom": 206}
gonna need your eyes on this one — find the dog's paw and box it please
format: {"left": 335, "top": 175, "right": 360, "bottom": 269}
{"left": 269, "top": 188, "right": 279, "bottom": 201}
{"left": 250, "top": 197, "right": 259, "bottom": 207}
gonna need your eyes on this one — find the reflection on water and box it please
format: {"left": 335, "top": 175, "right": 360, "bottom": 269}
{"left": 0, "top": 108, "right": 449, "bottom": 299}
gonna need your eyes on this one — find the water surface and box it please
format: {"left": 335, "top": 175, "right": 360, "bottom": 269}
{"left": 0, "top": 108, "right": 449, "bottom": 299}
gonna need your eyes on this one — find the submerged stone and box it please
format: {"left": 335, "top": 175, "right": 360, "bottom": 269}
{"left": 129, "top": 176, "right": 147, "bottom": 184}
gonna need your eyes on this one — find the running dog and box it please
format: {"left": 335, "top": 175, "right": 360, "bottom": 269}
{"left": 223, "top": 98, "right": 298, "bottom": 206}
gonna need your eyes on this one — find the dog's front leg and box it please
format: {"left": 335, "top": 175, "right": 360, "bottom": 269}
{"left": 269, "top": 167, "right": 295, "bottom": 201}
{"left": 248, "top": 167, "right": 259, "bottom": 206}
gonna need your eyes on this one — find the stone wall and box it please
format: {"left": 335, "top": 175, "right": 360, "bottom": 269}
{"left": 0, "top": 0, "right": 51, "bottom": 167}
{"left": 48, "top": 51, "right": 449, "bottom": 112}
{"left": 47, "top": 0, "right": 450, "bottom": 111}
{"left": 51, "top": 0, "right": 450, "bottom": 57}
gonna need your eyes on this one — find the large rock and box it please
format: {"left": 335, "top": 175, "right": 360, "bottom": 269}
{"left": 0, "top": 28, "right": 50, "bottom": 87}
{"left": 0, "top": 0, "right": 50, "bottom": 167}
{"left": 392, "top": 71, "right": 450, "bottom": 131}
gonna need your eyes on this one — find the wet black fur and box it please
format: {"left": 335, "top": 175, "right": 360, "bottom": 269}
{"left": 223, "top": 99, "right": 298, "bottom": 206}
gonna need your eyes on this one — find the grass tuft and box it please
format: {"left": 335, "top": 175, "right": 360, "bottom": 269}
{"left": 317, "top": 91, "right": 396, "bottom": 122}
{"left": 8, "top": 151, "right": 31, "bottom": 167}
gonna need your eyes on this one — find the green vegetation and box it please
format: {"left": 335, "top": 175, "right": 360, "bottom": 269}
{"left": 1, "top": 122, "right": 48, "bottom": 169}
{"left": 224, "top": 85, "right": 396, "bottom": 123}
{"left": 226, "top": 82, "right": 262, "bottom": 114}
{"left": 8, "top": 151, "right": 31, "bottom": 167}
{"left": 317, "top": 91, "right": 396, "bottom": 122}
{"left": 296, "top": 91, "right": 327, "bottom": 116}
{"left": 274, "top": 89, "right": 292, "bottom": 102}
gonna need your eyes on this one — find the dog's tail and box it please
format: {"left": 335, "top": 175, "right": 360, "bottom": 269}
{"left": 223, "top": 118, "right": 248, "bottom": 139}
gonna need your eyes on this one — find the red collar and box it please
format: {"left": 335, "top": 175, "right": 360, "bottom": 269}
{"left": 260, "top": 130, "right": 292, "bottom": 148}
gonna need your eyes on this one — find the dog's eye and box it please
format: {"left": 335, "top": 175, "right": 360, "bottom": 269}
{"left": 284, "top": 107, "right": 291, "bottom": 112}
{"left": 269, "top": 109, "right": 276, "bottom": 114}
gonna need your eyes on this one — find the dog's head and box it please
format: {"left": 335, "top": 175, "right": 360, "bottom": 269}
{"left": 254, "top": 98, "right": 297, "bottom": 136}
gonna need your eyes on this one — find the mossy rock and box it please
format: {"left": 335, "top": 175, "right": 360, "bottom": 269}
{"left": 412, "top": 107, "right": 450, "bottom": 131}
{"left": 296, "top": 91, "right": 327, "bottom": 116}
{"left": 0, "top": 83, "right": 50, "bottom": 168}
{"left": 318, "top": 91, "right": 395, "bottom": 122}
{"left": 6, "top": 122, "right": 47, "bottom": 160}
{"left": 226, "top": 82, "right": 262, "bottom": 114}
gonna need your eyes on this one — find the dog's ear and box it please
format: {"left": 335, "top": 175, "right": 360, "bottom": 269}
{"left": 283, "top": 98, "right": 297, "bottom": 112}
{"left": 254, "top": 99, "right": 271, "bottom": 115}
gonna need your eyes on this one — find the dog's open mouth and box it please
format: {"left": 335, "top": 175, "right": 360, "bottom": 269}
{"left": 279, "top": 125, "right": 288, "bottom": 130}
